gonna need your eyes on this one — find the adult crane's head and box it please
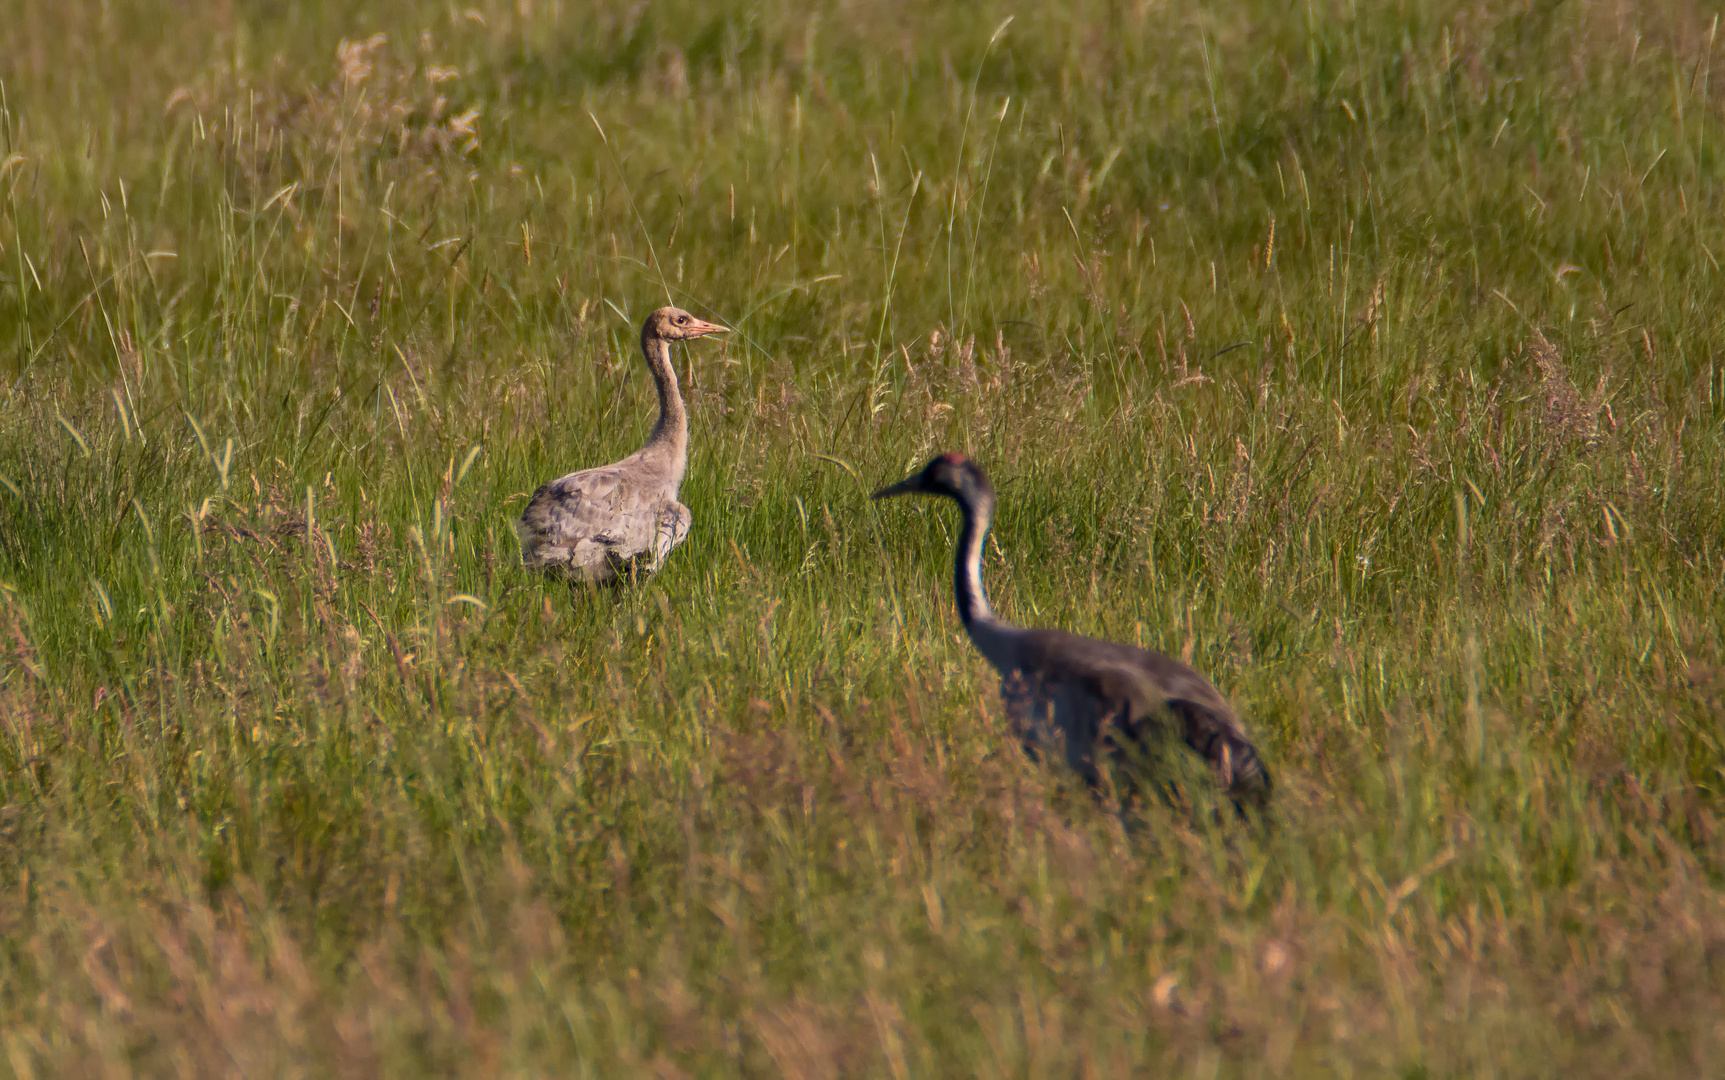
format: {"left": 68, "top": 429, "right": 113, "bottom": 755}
{"left": 645, "top": 305, "right": 728, "bottom": 342}
{"left": 871, "top": 453, "right": 994, "bottom": 504}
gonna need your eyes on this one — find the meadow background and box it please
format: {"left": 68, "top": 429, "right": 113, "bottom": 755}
{"left": 1, "top": 0, "right": 1723, "bottom": 1074}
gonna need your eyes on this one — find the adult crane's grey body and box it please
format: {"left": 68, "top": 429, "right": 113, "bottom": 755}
{"left": 517, "top": 306, "right": 726, "bottom": 584}
{"left": 873, "top": 454, "right": 1270, "bottom": 801}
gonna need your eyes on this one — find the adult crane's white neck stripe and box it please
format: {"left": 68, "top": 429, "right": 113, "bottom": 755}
{"left": 952, "top": 492, "right": 996, "bottom": 624}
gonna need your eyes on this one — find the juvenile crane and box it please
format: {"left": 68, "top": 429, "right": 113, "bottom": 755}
{"left": 517, "top": 305, "right": 727, "bottom": 584}
{"left": 873, "top": 453, "right": 1271, "bottom": 802}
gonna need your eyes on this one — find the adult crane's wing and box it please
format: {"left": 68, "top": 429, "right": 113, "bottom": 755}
{"left": 1161, "top": 697, "right": 1271, "bottom": 796}
{"left": 1023, "top": 629, "right": 1271, "bottom": 797}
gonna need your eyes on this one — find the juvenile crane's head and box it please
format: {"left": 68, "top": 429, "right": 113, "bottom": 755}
{"left": 644, "top": 305, "right": 729, "bottom": 341}
{"left": 871, "top": 453, "right": 995, "bottom": 505}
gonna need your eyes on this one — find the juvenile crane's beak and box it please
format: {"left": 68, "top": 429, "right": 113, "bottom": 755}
{"left": 870, "top": 475, "right": 926, "bottom": 500}
{"left": 688, "top": 317, "right": 729, "bottom": 337}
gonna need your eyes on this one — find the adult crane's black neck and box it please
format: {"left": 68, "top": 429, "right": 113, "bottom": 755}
{"left": 641, "top": 331, "right": 686, "bottom": 450}
{"left": 952, "top": 485, "right": 998, "bottom": 627}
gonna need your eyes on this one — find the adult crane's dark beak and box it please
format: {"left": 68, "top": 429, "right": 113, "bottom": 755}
{"left": 870, "top": 475, "right": 927, "bottom": 500}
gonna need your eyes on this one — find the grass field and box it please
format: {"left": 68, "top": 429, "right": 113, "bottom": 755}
{"left": 2, "top": 0, "right": 1724, "bottom": 1074}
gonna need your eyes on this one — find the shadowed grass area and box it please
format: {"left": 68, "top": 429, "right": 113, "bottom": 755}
{"left": 1, "top": 0, "right": 1723, "bottom": 1074}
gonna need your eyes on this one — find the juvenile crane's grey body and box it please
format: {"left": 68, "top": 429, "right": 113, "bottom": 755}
{"left": 873, "top": 454, "right": 1270, "bottom": 801}
{"left": 517, "top": 306, "right": 726, "bottom": 584}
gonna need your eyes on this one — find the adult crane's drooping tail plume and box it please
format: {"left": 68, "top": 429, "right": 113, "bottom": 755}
{"left": 517, "top": 305, "right": 727, "bottom": 584}
{"left": 873, "top": 453, "right": 1271, "bottom": 802}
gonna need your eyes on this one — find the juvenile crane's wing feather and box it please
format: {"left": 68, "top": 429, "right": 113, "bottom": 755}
{"left": 650, "top": 501, "right": 692, "bottom": 569}
{"left": 517, "top": 460, "right": 678, "bottom": 582}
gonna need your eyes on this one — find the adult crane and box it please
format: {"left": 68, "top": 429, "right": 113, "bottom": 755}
{"left": 873, "top": 453, "right": 1271, "bottom": 803}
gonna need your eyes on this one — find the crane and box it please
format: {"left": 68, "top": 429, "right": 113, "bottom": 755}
{"left": 517, "top": 305, "right": 726, "bottom": 583}
{"left": 873, "top": 453, "right": 1271, "bottom": 803}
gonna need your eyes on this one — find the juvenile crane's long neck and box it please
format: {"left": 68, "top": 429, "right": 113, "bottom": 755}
{"left": 952, "top": 489, "right": 998, "bottom": 627}
{"left": 641, "top": 330, "right": 688, "bottom": 482}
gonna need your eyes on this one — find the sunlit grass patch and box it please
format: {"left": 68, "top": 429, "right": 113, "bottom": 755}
{"left": 1, "top": 0, "right": 1723, "bottom": 1073}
